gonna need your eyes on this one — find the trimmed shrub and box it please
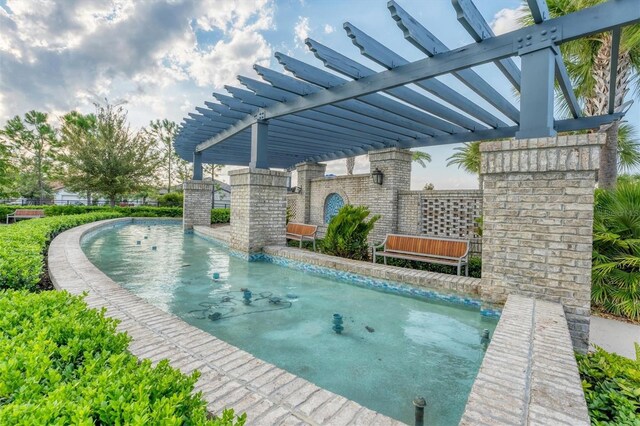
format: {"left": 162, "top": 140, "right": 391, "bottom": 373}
{"left": 0, "top": 290, "right": 244, "bottom": 425}
{"left": 0, "top": 212, "right": 122, "bottom": 291}
{"left": 158, "top": 192, "right": 184, "bottom": 207}
{"left": 592, "top": 182, "right": 640, "bottom": 321}
{"left": 0, "top": 205, "right": 183, "bottom": 222}
{"left": 577, "top": 345, "right": 640, "bottom": 425}
{"left": 323, "top": 205, "right": 379, "bottom": 261}
{"left": 211, "top": 208, "right": 230, "bottom": 224}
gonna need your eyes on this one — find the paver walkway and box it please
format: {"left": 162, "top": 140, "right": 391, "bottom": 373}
{"left": 590, "top": 316, "right": 640, "bottom": 359}
{"left": 49, "top": 219, "right": 402, "bottom": 426}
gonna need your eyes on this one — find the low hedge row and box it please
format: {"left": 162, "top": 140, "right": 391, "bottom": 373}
{"left": 0, "top": 290, "right": 243, "bottom": 425}
{"left": 0, "top": 205, "right": 231, "bottom": 224}
{"left": 0, "top": 212, "right": 123, "bottom": 291}
{"left": 578, "top": 345, "right": 640, "bottom": 424}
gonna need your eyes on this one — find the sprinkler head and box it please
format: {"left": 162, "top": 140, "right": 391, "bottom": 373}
{"left": 413, "top": 396, "right": 426, "bottom": 408}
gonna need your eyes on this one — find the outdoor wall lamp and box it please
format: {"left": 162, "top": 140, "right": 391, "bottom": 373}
{"left": 371, "top": 167, "right": 384, "bottom": 185}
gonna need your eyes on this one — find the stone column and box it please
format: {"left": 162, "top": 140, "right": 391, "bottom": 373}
{"left": 367, "top": 147, "right": 412, "bottom": 243}
{"left": 229, "top": 168, "right": 288, "bottom": 254}
{"left": 296, "top": 162, "right": 326, "bottom": 223}
{"left": 183, "top": 180, "right": 214, "bottom": 231}
{"left": 480, "top": 134, "right": 603, "bottom": 352}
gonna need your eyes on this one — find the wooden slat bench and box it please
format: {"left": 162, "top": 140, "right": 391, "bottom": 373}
{"left": 286, "top": 223, "right": 318, "bottom": 251}
{"left": 373, "top": 234, "right": 470, "bottom": 276}
{"left": 6, "top": 209, "right": 45, "bottom": 224}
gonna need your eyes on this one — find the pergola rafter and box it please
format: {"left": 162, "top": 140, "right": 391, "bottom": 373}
{"left": 174, "top": 0, "right": 638, "bottom": 173}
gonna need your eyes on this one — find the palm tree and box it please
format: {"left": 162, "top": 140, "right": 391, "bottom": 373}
{"left": 446, "top": 142, "right": 482, "bottom": 188}
{"left": 346, "top": 157, "right": 355, "bottom": 175}
{"left": 521, "top": 0, "right": 640, "bottom": 189}
{"left": 411, "top": 150, "right": 431, "bottom": 168}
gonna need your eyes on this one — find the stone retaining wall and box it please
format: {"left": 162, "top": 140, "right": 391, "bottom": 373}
{"left": 461, "top": 295, "right": 589, "bottom": 425}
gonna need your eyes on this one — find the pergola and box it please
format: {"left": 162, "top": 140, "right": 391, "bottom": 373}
{"left": 174, "top": 0, "right": 639, "bottom": 178}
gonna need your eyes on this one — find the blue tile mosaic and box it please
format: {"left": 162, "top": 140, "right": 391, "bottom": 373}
{"left": 193, "top": 227, "right": 501, "bottom": 318}
{"left": 324, "top": 192, "right": 344, "bottom": 224}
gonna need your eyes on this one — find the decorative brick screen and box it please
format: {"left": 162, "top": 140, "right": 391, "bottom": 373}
{"left": 286, "top": 194, "right": 302, "bottom": 223}
{"left": 421, "top": 190, "right": 482, "bottom": 255}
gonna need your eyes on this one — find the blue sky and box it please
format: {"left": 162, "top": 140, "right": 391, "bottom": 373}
{"left": 1, "top": 0, "right": 638, "bottom": 189}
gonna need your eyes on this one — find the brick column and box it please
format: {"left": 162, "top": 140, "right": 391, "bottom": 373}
{"left": 480, "top": 134, "right": 603, "bottom": 352}
{"left": 183, "top": 180, "right": 214, "bottom": 231}
{"left": 367, "top": 148, "right": 412, "bottom": 243}
{"left": 296, "top": 162, "right": 326, "bottom": 223}
{"left": 229, "top": 168, "right": 288, "bottom": 254}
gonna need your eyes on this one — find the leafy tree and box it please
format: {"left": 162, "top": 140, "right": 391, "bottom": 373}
{"left": 0, "top": 138, "right": 17, "bottom": 198}
{"left": 0, "top": 111, "right": 59, "bottom": 202}
{"left": 175, "top": 157, "right": 192, "bottom": 185}
{"left": 423, "top": 182, "right": 435, "bottom": 190}
{"left": 446, "top": 141, "right": 482, "bottom": 188}
{"left": 521, "top": 0, "right": 640, "bottom": 188}
{"left": 57, "top": 104, "right": 161, "bottom": 207}
{"left": 147, "top": 119, "right": 178, "bottom": 193}
{"left": 57, "top": 111, "right": 98, "bottom": 204}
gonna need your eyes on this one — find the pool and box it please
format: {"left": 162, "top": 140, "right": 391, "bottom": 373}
{"left": 82, "top": 221, "right": 497, "bottom": 425}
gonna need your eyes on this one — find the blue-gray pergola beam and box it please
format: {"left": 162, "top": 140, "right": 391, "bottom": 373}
{"left": 221, "top": 88, "right": 390, "bottom": 146}
{"left": 524, "top": 0, "right": 581, "bottom": 119}
{"left": 299, "top": 42, "right": 480, "bottom": 131}
{"left": 388, "top": 1, "right": 520, "bottom": 124}
{"left": 238, "top": 75, "right": 429, "bottom": 140}
{"left": 344, "top": 21, "right": 513, "bottom": 127}
{"left": 195, "top": 0, "right": 639, "bottom": 152}
{"left": 517, "top": 46, "right": 556, "bottom": 138}
{"left": 608, "top": 27, "right": 621, "bottom": 115}
{"left": 452, "top": 0, "right": 522, "bottom": 90}
{"left": 254, "top": 64, "right": 446, "bottom": 137}
{"left": 193, "top": 151, "right": 203, "bottom": 180}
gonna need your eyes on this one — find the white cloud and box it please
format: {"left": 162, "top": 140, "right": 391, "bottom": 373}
{"left": 491, "top": 6, "right": 526, "bottom": 35}
{"left": 324, "top": 24, "right": 334, "bottom": 34}
{"left": 294, "top": 16, "right": 310, "bottom": 48}
{"left": 0, "top": 0, "right": 276, "bottom": 128}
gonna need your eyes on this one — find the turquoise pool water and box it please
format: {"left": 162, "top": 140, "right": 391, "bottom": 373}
{"left": 82, "top": 222, "right": 497, "bottom": 425}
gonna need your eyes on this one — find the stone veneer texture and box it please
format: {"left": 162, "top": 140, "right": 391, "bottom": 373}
{"left": 229, "top": 168, "right": 288, "bottom": 253}
{"left": 183, "top": 180, "right": 214, "bottom": 231}
{"left": 480, "top": 134, "right": 603, "bottom": 352}
{"left": 460, "top": 295, "right": 589, "bottom": 426}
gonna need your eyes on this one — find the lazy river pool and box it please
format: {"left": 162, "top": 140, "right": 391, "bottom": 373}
{"left": 82, "top": 221, "right": 497, "bottom": 425}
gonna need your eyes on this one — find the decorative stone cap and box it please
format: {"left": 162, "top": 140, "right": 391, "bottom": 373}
{"left": 183, "top": 180, "right": 215, "bottom": 191}
{"left": 229, "top": 167, "right": 288, "bottom": 187}
{"left": 481, "top": 134, "right": 605, "bottom": 174}
{"left": 295, "top": 162, "right": 327, "bottom": 173}
{"left": 368, "top": 147, "right": 412, "bottom": 162}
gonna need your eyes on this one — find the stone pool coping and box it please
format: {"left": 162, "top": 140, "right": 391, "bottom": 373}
{"left": 49, "top": 218, "right": 403, "bottom": 426}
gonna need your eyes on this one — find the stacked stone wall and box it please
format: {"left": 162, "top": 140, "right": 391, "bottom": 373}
{"left": 183, "top": 180, "right": 214, "bottom": 231}
{"left": 480, "top": 134, "right": 603, "bottom": 351}
{"left": 229, "top": 168, "right": 287, "bottom": 253}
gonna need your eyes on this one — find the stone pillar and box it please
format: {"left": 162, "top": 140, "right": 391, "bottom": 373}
{"left": 480, "top": 134, "right": 603, "bottom": 352}
{"left": 229, "top": 168, "right": 288, "bottom": 254}
{"left": 367, "top": 148, "right": 412, "bottom": 243}
{"left": 183, "top": 180, "right": 214, "bottom": 231}
{"left": 296, "top": 162, "right": 326, "bottom": 223}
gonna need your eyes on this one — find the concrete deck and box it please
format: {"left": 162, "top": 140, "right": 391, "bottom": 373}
{"left": 590, "top": 316, "right": 640, "bottom": 359}
{"left": 49, "top": 218, "right": 402, "bottom": 426}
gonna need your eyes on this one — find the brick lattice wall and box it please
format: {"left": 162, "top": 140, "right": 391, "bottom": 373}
{"left": 481, "top": 134, "right": 603, "bottom": 352}
{"left": 229, "top": 168, "right": 288, "bottom": 253}
{"left": 183, "top": 180, "right": 214, "bottom": 231}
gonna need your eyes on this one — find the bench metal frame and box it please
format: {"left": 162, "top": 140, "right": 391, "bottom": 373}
{"left": 286, "top": 223, "right": 318, "bottom": 251}
{"left": 373, "top": 234, "right": 470, "bottom": 276}
{"left": 6, "top": 209, "right": 46, "bottom": 224}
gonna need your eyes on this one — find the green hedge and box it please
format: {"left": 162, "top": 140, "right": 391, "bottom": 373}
{"left": 211, "top": 208, "right": 231, "bottom": 224}
{"left": 578, "top": 345, "right": 640, "bottom": 425}
{"left": 0, "top": 212, "right": 122, "bottom": 291}
{"left": 0, "top": 290, "right": 243, "bottom": 425}
{"left": 1, "top": 205, "right": 230, "bottom": 223}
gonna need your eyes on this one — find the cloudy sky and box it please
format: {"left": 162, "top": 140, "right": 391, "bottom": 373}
{"left": 1, "top": 0, "right": 638, "bottom": 189}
